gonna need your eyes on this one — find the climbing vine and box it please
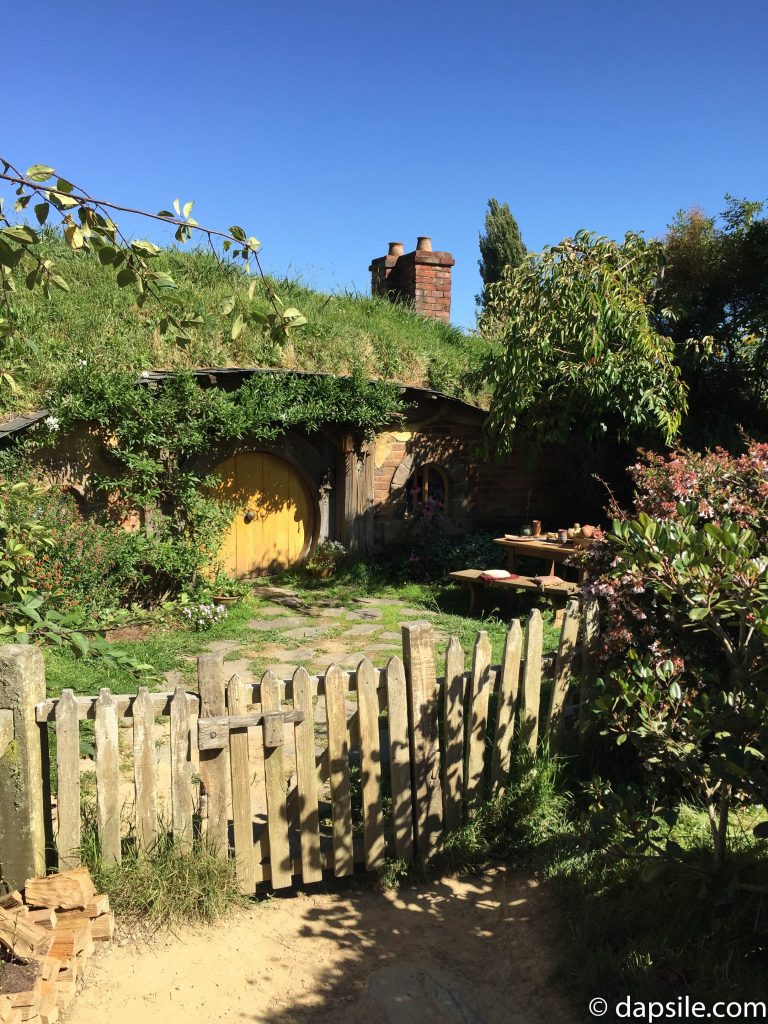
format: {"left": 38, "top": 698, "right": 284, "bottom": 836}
{"left": 26, "top": 366, "right": 404, "bottom": 597}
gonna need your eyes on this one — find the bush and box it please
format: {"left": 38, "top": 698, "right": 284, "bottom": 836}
{"left": 581, "top": 441, "right": 768, "bottom": 872}
{"left": 403, "top": 530, "right": 507, "bottom": 581}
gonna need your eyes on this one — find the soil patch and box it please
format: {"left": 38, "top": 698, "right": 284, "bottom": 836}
{"left": 68, "top": 870, "right": 576, "bottom": 1024}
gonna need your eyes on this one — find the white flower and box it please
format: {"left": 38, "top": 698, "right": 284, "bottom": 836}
{"left": 45, "top": 415, "right": 60, "bottom": 431}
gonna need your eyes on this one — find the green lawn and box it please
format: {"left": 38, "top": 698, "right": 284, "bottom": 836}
{"left": 42, "top": 578, "right": 563, "bottom": 698}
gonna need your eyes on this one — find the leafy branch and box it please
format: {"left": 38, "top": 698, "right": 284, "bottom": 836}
{"left": 0, "top": 157, "right": 306, "bottom": 394}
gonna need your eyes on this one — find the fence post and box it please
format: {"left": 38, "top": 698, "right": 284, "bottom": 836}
{"left": 579, "top": 597, "right": 600, "bottom": 746}
{"left": 197, "top": 653, "right": 229, "bottom": 858}
{"left": 0, "top": 646, "right": 46, "bottom": 887}
{"left": 401, "top": 622, "right": 443, "bottom": 858}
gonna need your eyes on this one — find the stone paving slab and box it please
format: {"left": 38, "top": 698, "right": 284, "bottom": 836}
{"left": 248, "top": 616, "right": 307, "bottom": 631}
{"left": 310, "top": 606, "right": 348, "bottom": 618}
{"left": 380, "top": 631, "right": 402, "bottom": 642}
{"left": 264, "top": 647, "right": 316, "bottom": 662}
{"left": 280, "top": 624, "right": 330, "bottom": 641}
{"left": 341, "top": 624, "right": 379, "bottom": 638}
{"left": 264, "top": 663, "right": 300, "bottom": 679}
{"left": 204, "top": 640, "right": 243, "bottom": 654}
{"left": 221, "top": 658, "right": 255, "bottom": 682}
{"left": 347, "top": 607, "right": 383, "bottom": 621}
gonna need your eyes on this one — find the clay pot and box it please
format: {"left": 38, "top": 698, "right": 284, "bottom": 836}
{"left": 580, "top": 524, "right": 595, "bottom": 539}
{"left": 388, "top": 241, "right": 404, "bottom": 257}
{"left": 416, "top": 236, "right": 433, "bottom": 252}
{"left": 532, "top": 519, "right": 542, "bottom": 536}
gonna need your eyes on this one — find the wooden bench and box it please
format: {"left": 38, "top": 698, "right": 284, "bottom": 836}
{"left": 448, "top": 569, "right": 578, "bottom": 624}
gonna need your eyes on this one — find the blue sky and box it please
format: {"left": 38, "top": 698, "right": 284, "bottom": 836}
{"left": 5, "top": 0, "right": 768, "bottom": 328}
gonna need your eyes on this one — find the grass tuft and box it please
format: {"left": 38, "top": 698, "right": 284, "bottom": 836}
{"left": 80, "top": 807, "right": 245, "bottom": 929}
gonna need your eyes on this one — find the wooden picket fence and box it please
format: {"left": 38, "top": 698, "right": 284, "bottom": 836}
{"left": 30, "top": 600, "right": 586, "bottom": 893}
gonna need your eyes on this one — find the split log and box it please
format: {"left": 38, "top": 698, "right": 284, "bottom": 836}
{"left": 0, "top": 893, "right": 24, "bottom": 911}
{"left": 23, "top": 869, "right": 96, "bottom": 912}
{"left": 83, "top": 895, "right": 109, "bottom": 918}
{"left": 0, "top": 908, "right": 53, "bottom": 960}
{"left": 48, "top": 922, "right": 91, "bottom": 960}
{"left": 25, "top": 911, "right": 56, "bottom": 930}
{"left": 54, "top": 911, "right": 112, "bottom": 943}
{"left": 53, "top": 979, "right": 76, "bottom": 1010}
{"left": 10, "top": 981, "right": 41, "bottom": 1009}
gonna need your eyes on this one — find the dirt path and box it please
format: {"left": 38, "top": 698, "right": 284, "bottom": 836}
{"left": 68, "top": 870, "right": 576, "bottom": 1024}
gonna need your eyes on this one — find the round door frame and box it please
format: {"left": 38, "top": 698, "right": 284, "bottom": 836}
{"left": 202, "top": 444, "right": 322, "bottom": 573}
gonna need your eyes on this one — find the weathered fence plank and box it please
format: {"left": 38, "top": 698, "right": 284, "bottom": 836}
{"left": 94, "top": 688, "right": 121, "bottom": 865}
{"left": 292, "top": 667, "right": 322, "bottom": 884}
{"left": 227, "top": 674, "right": 256, "bottom": 893}
{"left": 357, "top": 658, "right": 385, "bottom": 871}
{"left": 325, "top": 663, "right": 354, "bottom": 877}
{"left": 579, "top": 596, "right": 600, "bottom": 742}
{"left": 463, "top": 631, "right": 492, "bottom": 813}
{"left": 55, "top": 689, "right": 81, "bottom": 868}
{"left": 442, "top": 637, "right": 466, "bottom": 832}
{"left": 260, "top": 670, "right": 293, "bottom": 889}
{"left": 169, "top": 686, "right": 193, "bottom": 850}
{"left": 547, "top": 599, "right": 581, "bottom": 751}
{"left": 133, "top": 687, "right": 158, "bottom": 852}
{"left": 401, "top": 622, "right": 443, "bottom": 856}
{"left": 490, "top": 620, "right": 523, "bottom": 794}
{"left": 385, "top": 656, "right": 414, "bottom": 862}
{"left": 197, "top": 653, "right": 229, "bottom": 857}
{"left": 520, "top": 610, "right": 544, "bottom": 753}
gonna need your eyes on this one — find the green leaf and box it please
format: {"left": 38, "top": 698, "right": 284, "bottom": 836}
{"left": 230, "top": 314, "right": 245, "bottom": 340}
{"left": 34, "top": 202, "right": 50, "bottom": 225}
{"left": 2, "top": 225, "right": 39, "bottom": 245}
{"left": 25, "top": 164, "right": 55, "bottom": 182}
{"left": 116, "top": 266, "right": 139, "bottom": 288}
{"left": 69, "top": 632, "right": 89, "bottom": 657}
{"left": 668, "top": 680, "right": 682, "bottom": 701}
{"left": 182, "top": 200, "right": 194, "bottom": 218}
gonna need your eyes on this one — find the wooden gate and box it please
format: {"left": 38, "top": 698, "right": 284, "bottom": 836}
{"left": 27, "top": 601, "right": 588, "bottom": 893}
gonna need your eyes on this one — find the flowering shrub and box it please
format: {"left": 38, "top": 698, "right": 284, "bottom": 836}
{"left": 581, "top": 442, "right": 768, "bottom": 871}
{"left": 180, "top": 601, "right": 227, "bottom": 632}
{"left": 305, "top": 541, "right": 346, "bottom": 579}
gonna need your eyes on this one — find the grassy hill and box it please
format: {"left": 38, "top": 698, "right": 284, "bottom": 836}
{"left": 8, "top": 235, "right": 491, "bottom": 412}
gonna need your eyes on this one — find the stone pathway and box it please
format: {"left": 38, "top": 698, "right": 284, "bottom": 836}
{"left": 165, "top": 587, "right": 440, "bottom": 691}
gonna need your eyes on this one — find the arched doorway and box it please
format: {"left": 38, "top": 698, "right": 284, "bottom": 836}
{"left": 214, "top": 452, "right": 315, "bottom": 577}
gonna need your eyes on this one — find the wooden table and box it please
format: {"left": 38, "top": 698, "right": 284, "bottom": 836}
{"left": 493, "top": 537, "right": 586, "bottom": 580}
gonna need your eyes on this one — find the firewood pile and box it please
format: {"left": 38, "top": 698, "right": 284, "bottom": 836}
{"left": 0, "top": 867, "right": 114, "bottom": 1024}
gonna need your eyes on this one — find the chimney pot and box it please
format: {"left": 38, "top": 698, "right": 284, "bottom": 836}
{"left": 370, "top": 236, "right": 454, "bottom": 322}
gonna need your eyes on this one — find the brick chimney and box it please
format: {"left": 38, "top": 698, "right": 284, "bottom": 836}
{"left": 369, "top": 237, "right": 455, "bottom": 322}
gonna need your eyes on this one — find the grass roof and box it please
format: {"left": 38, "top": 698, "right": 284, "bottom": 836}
{"left": 8, "top": 235, "right": 491, "bottom": 412}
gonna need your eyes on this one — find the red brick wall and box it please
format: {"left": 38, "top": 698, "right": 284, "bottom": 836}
{"left": 371, "top": 420, "right": 564, "bottom": 546}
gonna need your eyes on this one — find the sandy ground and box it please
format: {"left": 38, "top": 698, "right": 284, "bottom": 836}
{"left": 67, "top": 870, "right": 576, "bottom": 1024}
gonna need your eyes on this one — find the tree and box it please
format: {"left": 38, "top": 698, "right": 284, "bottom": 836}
{"left": 0, "top": 157, "right": 305, "bottom": 402}
{"left": 654, "top": 196, "right": 768, "bottom": 448}
{"left": 477, "top": 198, "right": 526, "bottom": 311}
{"left": 479, "top": 230, "right": 688, "bottom": 451}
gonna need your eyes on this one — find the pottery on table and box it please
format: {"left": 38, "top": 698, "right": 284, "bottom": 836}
{"left": 580, "top": 524, "right": 595, "bottom": 539}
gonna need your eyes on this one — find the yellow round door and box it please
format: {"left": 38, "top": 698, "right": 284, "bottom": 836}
{"left": 214, "top": 452, "right": 314, "bottom": 577}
